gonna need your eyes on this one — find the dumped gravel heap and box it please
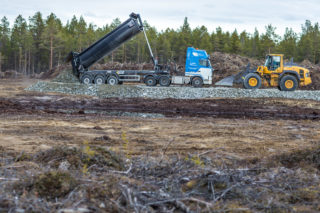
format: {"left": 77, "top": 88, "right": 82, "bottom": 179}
{"left": 27, "top": 81, "right": 320, "bottom": 101}
{"left": 51, "top": 69, "right": 80, "bottom": 83}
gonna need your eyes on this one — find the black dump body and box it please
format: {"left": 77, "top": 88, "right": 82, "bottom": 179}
{"left": 67, "top": 13, "right": 143, "bottom": 76}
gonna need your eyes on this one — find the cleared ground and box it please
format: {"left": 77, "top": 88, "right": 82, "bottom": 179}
{"left": 1, "top": 79, "right": 320, "bottom": 212}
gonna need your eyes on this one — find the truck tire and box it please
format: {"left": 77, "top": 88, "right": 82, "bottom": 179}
{"left": 279, "top": 75, "right": 298, "bottom": 91}
{"left": 192, "top": 77, "right": 203, "bottom": 88}
{"left": 107, "top": 76, "right": 119, "bottom": 85}
{"left": 81, "top": 75, "right": 93, "bottom": 85}
{"left": 145, "top": 76, "right": 157, "bottom": 86}
{"left": 94, "top": 75, "right": 105, "bottom": 85}
{"left": 243, "top": 73, "right": 261, "bottom": 89}
{"left": 159, "top": 76, "right": 171, "bottom": 87}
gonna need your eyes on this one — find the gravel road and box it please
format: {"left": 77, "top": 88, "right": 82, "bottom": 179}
{"left": 26, "top": 81, "right": 320, "bottom": 101}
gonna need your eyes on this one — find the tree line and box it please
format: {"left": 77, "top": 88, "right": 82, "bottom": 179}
{"left": 0, "top": 12, "right": 320, "bottom": 75}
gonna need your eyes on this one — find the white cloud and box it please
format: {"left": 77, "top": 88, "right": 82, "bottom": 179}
{"left": 1, "top": 0, "right": 319, "bottom": 35}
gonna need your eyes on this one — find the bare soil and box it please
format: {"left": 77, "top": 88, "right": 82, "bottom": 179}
{"left": 0, "top": 79, "right": 320, "bottom": 212}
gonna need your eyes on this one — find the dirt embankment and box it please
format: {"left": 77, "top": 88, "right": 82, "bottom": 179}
{"left": 210, "top": 52, "right": 263, "bottom": 83}
{"left": 1, "top": 94, "right": 320, "bottom": 120}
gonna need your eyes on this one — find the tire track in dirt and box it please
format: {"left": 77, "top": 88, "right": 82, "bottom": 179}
{"left": 1, "top": 95, "right": 320, "bottom": 120}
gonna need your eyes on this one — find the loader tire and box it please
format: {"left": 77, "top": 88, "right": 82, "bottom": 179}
{"left": 159, "top": 76, "right": 171, "bottom": 87}
{"left": 81, "top": 75, "right": 93, "bottom": 85}
{"left": 192, "top": 77, "right": 203, "bottom": 88}
{"left": 243, "top": 73, "right": 261, "bottom": 89}
{"left": 279, "top": 75, "right": 298, "bottom": 91}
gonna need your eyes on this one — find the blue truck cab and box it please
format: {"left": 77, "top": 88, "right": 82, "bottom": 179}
{"left": 185, "top": 47, "right": 213, "bottom": 85}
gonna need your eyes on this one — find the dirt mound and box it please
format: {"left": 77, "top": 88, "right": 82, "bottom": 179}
{"left": 39, "top": 65, "right": 71, "bottom": 80}
{"left": 92, "top": 61, "right": 154, "bottom": 70}
{"left": 274, "top": 145, "right": 320, "bottom": 170}
{"left": 299, "top": 60, "right": 320, "bottom": 90}
{"left": 34, "top": 171, "right": 78, "bottom": 199}
{"left": 210, "top": 52, "right": 263, "bottom": 83}
{"left": 51, "top": 69, "right": 79, "bottom": 83}
{"left": 34, "top": 146, "right": 125, "bottom": 170}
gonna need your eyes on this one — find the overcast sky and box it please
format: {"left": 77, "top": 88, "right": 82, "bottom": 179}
{"left": 1, "top": 0, "right": 320, "bottom": 36}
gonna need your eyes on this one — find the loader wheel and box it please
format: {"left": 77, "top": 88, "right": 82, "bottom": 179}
{"left": 159, "top": 76, "right": 171, "bottom": 87}
{"left": 145, "top": 76, "right": 157, "bottom": 86}
{"left": 279, "top": 75, "right": 298, "bottom": 91}
{"left": 107, "top": 76, "right": 119, "bottom": 85}
{"left": 243, "top": 73, "right": 261, "bottom": 89}
{"left": 94, "top": 75, "right": 105, "bottom": 85}
{"left": 81, "top": 75, "right": 93, "bottom": 85}
{"left": 192, "top": 77, "right": 203, "bottom": 88}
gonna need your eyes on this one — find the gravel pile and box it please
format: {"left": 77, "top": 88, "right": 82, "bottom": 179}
{"left": 51, "top": 70, "right": 79, "bottom": 83}
{"left": 26, "top": 81, "right": 320, "bottom": 101}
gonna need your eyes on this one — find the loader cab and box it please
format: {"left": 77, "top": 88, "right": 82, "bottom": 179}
{"left": 263, "top": 54, "right": 283, "bottom": 72}
{"left": 185, "top": 47, "right": 213, "bottom": 84}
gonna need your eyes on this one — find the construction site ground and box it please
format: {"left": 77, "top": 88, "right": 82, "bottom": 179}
{"left": 1, "top": 78, "right": 320, "bottom": 212}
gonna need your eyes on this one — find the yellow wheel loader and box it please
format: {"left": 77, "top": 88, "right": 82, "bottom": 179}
{"left": 215, "top": 54, "right": 312, "bottom": 91}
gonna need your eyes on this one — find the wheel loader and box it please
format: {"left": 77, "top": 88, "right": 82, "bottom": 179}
{"left": 215, "top": 54, "right": 312, "bottom": 91}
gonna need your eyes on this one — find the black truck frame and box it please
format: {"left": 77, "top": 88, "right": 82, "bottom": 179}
{"left": 67, "top": 13, "right": 170, "bottom": 86}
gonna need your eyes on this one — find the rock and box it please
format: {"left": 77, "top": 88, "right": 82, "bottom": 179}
{"left": 58, "top": 161, "right": 71, "bottom": 171}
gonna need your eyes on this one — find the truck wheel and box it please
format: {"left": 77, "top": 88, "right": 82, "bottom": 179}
{"left": 279, "top": 75, "right": 298, "bottom": 91}
{"left": 243, "top": 73, "right": 261, "bottom": 89}
{"left": 94, "top": 75, "right": 105, "bottom": 85}
{"left": 192, "top": 77, "right": 203, "bottom": 88}
{"left": 159, "top": 76, "right": 171, "bottom": 87}
{"left": 145, "top": 76, "right": 157, "bottom": 86}
{"left": 107, "top": 76, "right": 119, "bottom": 85}
{"left": 81, "top": 75, "right": 93, "bottom": 85}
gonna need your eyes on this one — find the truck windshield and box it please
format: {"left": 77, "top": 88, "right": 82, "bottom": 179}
{"left": 199, "top": 59, "right": 210, "bottom": 67}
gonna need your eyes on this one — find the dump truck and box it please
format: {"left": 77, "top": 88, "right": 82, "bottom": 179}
{"left": 216, "top": 54, "right": 312, "bottom": 91}
{"left": 67, "top": 13, "right": 213, "bottom": 88}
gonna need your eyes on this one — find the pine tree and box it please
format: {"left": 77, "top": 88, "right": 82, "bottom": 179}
{"left": 0, "top": 16, "right": 10, "bottom": 71}
{"left": 278, "top": 28, "right": 297, "bottom": 60}
{"left": 11, "top": 15, "right": 28, "bottom": 72}
{"left": 29, "top": 12, "right": 45, "bottom": 73}
{"left": 260, "top": 25, "right": 278, "bottom": 56}
{"left": 230, "top": 30, "right": 240, "bottom": 54}
{"left": 214, "top": 27, "right": 224, "bottom": 52}
{"left": 41, "top": 13, "right": 62, "bottom": 70}
{"left": 177, "top": 17, "right": 191, "bottom": 63}
{"left": 77, "top": 16, "right": 87, "bottom": 52}
{"left": 250, "top": 28, "right": 260, "bottom": 58}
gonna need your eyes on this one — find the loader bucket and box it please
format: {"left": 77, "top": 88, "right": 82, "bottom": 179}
{"left": 215, "top": 75, "right": 235, "bottom": 86}
{"left": 215, "top": 63, "right": 253, "bottom": 87}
